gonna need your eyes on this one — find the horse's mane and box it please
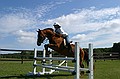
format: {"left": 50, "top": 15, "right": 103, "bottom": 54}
{"left": 43, "top": 28, "right": 54, "bottom": 32}
{"left": 43, "top": 28, "right": 62, "bottom": 37}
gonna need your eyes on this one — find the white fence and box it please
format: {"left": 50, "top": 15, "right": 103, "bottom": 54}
{"left": 27, "top": 42, "right": 93, "bottom": 79}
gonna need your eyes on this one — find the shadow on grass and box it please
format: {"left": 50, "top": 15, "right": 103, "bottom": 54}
{"left": 0, "top": 74, "right": 73, "bottom": 79}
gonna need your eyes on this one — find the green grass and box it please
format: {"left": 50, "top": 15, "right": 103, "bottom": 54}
{"left": 0, "top": 60, "right": 120, "bottom": 79}
{"left": 0, "top": 61, "right": 32, "bottom": 77}
{"left": 94, "top": 60, "right": 120, "bottom": 79}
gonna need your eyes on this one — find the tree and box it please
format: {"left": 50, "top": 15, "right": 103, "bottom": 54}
{"left": 112, "top": 42, "right": 120, "bottom": 52}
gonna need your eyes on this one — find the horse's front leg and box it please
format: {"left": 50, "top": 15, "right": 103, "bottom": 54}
{"left": 44, "top": 44, "right": 49, "bottom": 54}
{"left": 44, "top": 44, "right": 59, "bottom": 53}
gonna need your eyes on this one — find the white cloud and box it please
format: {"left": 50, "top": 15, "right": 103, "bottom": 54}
{"left": 43, "top": 7, "right": 120, "bottom": 47}
{"left": 0, "top": 1, "right": 70, "bottom": 48}
{"left": 1, "top": 0, "right": 120, "bottom": 48}
{"left": 16, "top": 30, "right": 36, "bottom": 37}
{"left": 15, "top": 30, "right": 36, "bottom": 44}
{"left": 18, "top": 36, "right": 36, "bottom": 44}
{"left": 0, "top": 0, "right": 71, "bottom": 34}
{"left": 71, "top": 34, "right": 86, "bottom": 41}
{"left": 0, "top": 12, "right": 36, "bottom": 34}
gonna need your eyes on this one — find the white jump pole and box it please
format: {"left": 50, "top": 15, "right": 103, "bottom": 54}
{"left": 42, "top": 49, "right": 46, "bottom": 74}
{"left": 49, "top": 52, "right": 55, "bottom": 73}
{"left": 74, "top": 42, "right": 80, "bottom": 79}
{"left": 49, "top": 52, "right": 52, "bottom": 65}
{"left": 89, "top": 43, "right": 93, "bottom": 79}
{"left": 65, "top": 56, "right": 68, "bottom": 67}
{"left": 31, "top": 42, "right": 93, "bottom": 79}
{"left": 33, "top": 48, "right": 37, "bottom": 75}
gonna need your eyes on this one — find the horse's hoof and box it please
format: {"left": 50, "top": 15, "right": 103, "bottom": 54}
{"left": 80, "top": 71, "right": 84, "bottom": 75}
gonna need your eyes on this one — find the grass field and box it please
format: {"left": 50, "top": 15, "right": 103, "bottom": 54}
{"left": 0, "top": 60, "right": 120, "bottom": 79}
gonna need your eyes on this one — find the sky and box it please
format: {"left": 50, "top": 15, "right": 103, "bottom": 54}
{"left": 0, "top": 0, "right": 120, "bottom": 53}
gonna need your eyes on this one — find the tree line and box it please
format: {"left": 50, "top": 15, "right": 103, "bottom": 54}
{"left": 1, "top": 42, "right": 120, "bottom": 59}
{"left": 93, "top": 42, "right": 120, "bottom": 53}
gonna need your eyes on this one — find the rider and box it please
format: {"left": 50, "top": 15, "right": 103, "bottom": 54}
{"left": 53, "top": 22, "right": 71, "bottom": 48}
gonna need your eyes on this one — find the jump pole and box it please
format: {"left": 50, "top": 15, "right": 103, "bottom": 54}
{"left": 89, "top": 43, "right": 93, "bottom": 79}
{"left": 33, "top": 48, "right": 37, "bottom": 75}
{"left": 74, "top": 43, "right": 93, "bottom": 79}
{"left": 74, "top": 42, "right": 80, "bottom": 79}
{"left": 30, "top": 42, "right": 93, "bottom": 79}
{"left": 42, "top": 49, "right": 46, "bottom": 74}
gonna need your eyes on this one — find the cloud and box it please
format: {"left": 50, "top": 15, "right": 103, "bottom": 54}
{"left": 43, "top": 7, "right": 120, "bottom": 47}
{"left": 44, "top": 7, "right": 120, "bottom": 32}
{"left": 0, "top": 0, "right": 71, "bottom": 33}
{"left": 0, "top": 6, "right": 42, "bottom": 46}
{"left": 0, "top": 14, "right": 35, "bottom": 32}
{"left": 15, "top": 30, "right": 36, "bottom": 44}
{"left": 71, "top": 34, "right": 86, "bottom": 41}
{"left": 0, "top": 0, "right": 70, "bottom": 47}
{"left": 0, "top": 0, "right": 120, "bottom": 48}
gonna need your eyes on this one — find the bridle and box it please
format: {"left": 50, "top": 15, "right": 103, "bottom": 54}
{"left": 37, "top": 30, "right": 46, "bottom": 45}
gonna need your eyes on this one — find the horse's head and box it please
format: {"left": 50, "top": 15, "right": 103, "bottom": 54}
{"left": 37, "top": 29, "right": 46, "bottom": 46}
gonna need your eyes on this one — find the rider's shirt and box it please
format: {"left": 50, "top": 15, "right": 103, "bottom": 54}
{"left": 55, "top": 28, "right": 68, "bottom": 36}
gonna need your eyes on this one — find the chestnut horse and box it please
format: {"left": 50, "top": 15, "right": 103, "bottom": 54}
{"left": 37, "top": 28, "right": 89, "bottom": 69}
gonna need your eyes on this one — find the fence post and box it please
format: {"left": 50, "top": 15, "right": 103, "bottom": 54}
{"left": 89, "top": 43, "right": 93, "bottom": 79}
{"left": 74, "top": 42, "right": 80, "bottom": 79}
{"left": 119, "top": 52, "right": 120, "bottom": 59}
{"left": 42, "top": 49, "right": 46, "bottom": 74}
{"left": 33, "top": 48, "right": 37, "bottom": 75}
{"left": 21, "top": 51, "right": 23, "bottom": 64}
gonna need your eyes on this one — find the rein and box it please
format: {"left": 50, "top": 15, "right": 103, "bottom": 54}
{"left": 42, "top": 38, "right": 49, "bottom": 44}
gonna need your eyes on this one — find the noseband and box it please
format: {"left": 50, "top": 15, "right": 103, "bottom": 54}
{"left": 37, "top": 31, "right": 46, "bottom": 43}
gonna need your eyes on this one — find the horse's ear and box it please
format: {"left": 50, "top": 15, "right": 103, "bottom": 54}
{"left": 37, "top": 29, "right": 41, "bottom": 32}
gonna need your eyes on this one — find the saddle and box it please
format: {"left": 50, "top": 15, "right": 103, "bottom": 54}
{"left": 55, "top": 33, "right": 72, "bottom": 48}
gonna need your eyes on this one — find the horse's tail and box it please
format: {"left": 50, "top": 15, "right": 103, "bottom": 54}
{"left": 84, "top": 50, "right": 89, "bottom": 66}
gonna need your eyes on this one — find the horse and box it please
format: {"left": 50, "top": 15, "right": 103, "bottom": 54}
{"left": 37, "top": 28, "right": 89, "bottom": 71}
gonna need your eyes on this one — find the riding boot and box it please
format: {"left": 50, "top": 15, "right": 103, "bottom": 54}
{"left": 67, "top": 43, "right": 71, "bottom": 50}
{"left": 68, "top": 43, "right": 71, "bottom": 48}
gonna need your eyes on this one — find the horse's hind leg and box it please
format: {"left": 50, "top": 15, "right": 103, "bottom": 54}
{"left": 80, "top": 62, "right": 84, "bottom": 68}
{"left": 80, "top": 62, "right": 85, "bottom": 75}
